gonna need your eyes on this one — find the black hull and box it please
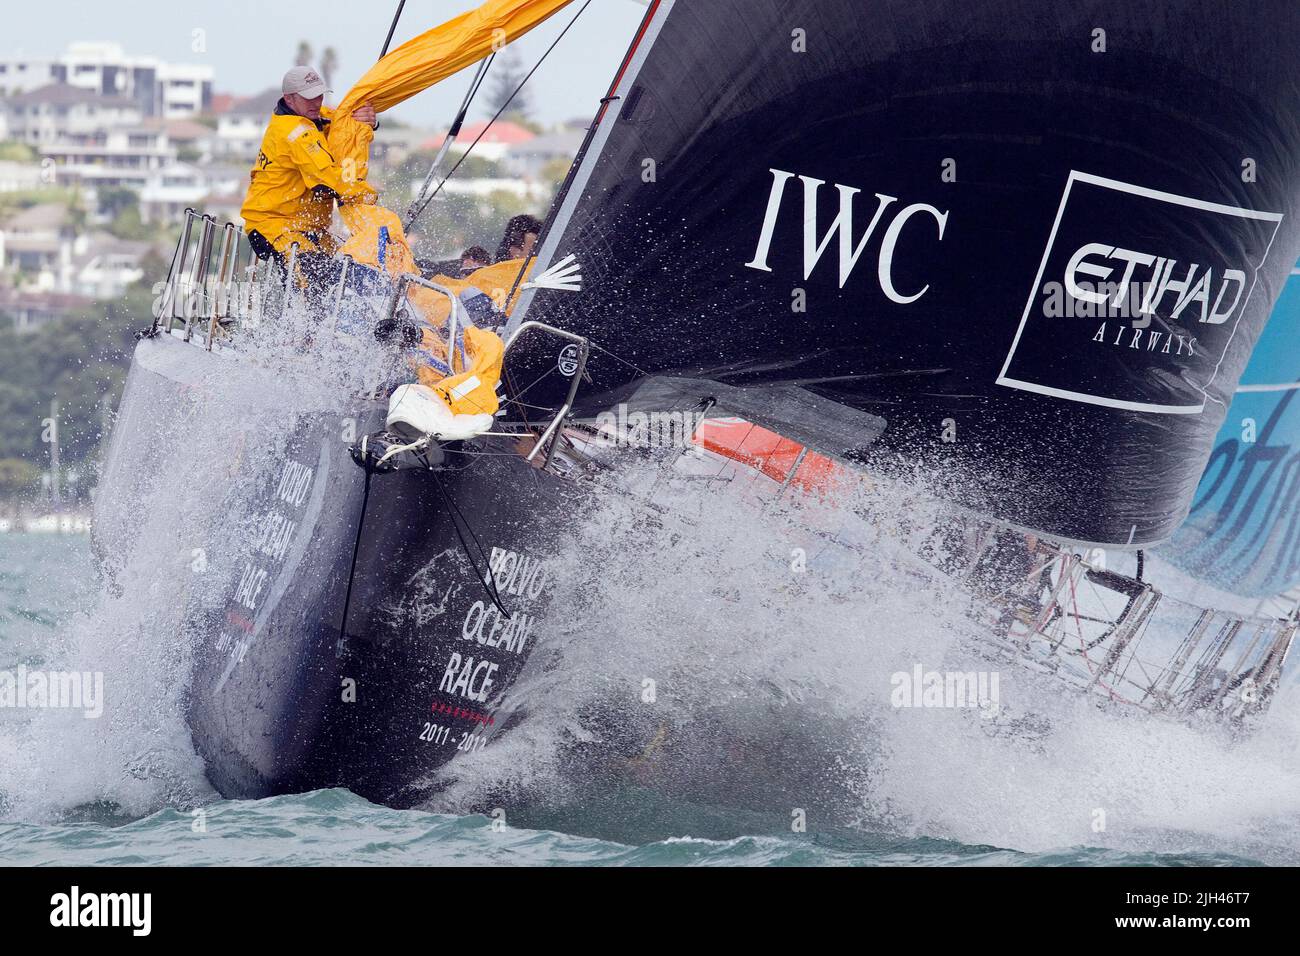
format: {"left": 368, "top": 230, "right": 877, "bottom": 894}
{"left": 94, "top": 337, "right": 577, "bottom": 807}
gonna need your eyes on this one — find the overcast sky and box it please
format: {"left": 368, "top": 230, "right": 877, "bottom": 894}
{"left": 6, "top": 0, "right": 649, "bottom": 127}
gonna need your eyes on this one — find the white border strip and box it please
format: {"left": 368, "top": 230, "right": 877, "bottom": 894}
{"left": 1236, "top": 381, "right": 1300, "bottom": 393}
{"left": 994, "top": 172, "right": 1078, "bottom": 393}
{"left": 997, "top": 376, "right": 1203, "bottom": 414}
{"left": 1068, "top": 170, "right": 1283, "bottom": 222}
{"left": 995, "top": 169, "right": 1284, "bottom": 415}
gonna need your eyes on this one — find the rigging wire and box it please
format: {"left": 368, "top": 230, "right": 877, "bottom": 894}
{"left": 337, "top": 441, "right": 377, "bottom": 647}
{"left": 429, "top": 467, "right": 512, "bottom": 618}
{"left": 380, "top": 0, "right": 408, "bottom": 57}
{"left": 588, "top": 339, "right": 651, "bottom": 378}
{"left": 405, "top": 0, "right": 595, "bottom": 229}
{"left": 403, "top": 55, "right": 497, "bottom": 230}
{"left": 503, "top": 0, "right": 663, "bottom": 314}
{"left": 341, "top": 438, "right": 511, "bottom": 626}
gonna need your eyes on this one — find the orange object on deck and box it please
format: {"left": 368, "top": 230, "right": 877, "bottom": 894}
{"left": 694, "top": 419, "right": 843, "bottom": 492}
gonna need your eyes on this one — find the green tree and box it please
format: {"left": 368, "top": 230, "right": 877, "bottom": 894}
{"left": 484, "top": 48, "right": 532, "bottom": 127}
{"left": 97, "top": 186, "right": 139, "bottom": 219}
{"left": 64, "top": 187, "right": 88, "bottom": 234}
{"left": 0, "top": 186, "right": 75, "bottom": 223}
{"left": 0, "top": 458, "right": 39, "bottom": 501}
{"left": 0, "top": 275, "right": 156, "bottom": 501}
{"left": 295, "top": 41, "right": 314, "bottom": 68}
{"left": 106, "top": 204, "right": 156, "bottom": 241}
{"left": 0, "top": 141, "right": 38, "bottom": 162}
{"left": 321, "top": 47, "right": 339, "bottom": 91}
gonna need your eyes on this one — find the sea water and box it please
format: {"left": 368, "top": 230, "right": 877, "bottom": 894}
{"left": 1, "top": 489, "right": 1296, "bottom": 867}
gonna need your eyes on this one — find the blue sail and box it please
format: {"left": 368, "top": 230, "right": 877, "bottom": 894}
{"left": 1161, "top": 259, "right": 1300, "bottom": 597}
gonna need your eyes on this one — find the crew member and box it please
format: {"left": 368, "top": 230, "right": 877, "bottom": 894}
{"left": 459, "top": 246, "right": 491, "bottom": 276}
{"left": 240, "top": 65, "right": 380, "bottom": 285}
{"left": 494, "top": 214, "right": 542, "bottom": 263}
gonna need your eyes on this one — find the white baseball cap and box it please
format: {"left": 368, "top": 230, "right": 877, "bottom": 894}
{"left": 282, "top": 65, "right": 329, "bottom": 99}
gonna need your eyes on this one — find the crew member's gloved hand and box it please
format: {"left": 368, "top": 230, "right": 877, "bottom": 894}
{"left": 338, "top": 181, "right": 379, "bottom": 206}
{"left": 352, "top": 102, "right": 378, "bottom": 129}
{"left": 374, "top": 315, "right": 423, "bottom": 348}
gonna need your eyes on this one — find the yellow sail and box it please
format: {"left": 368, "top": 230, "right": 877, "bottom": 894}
{"left": 328, "top": 0, "right": 575, "bottom": 180}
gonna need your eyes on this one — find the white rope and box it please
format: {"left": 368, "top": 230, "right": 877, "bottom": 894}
{"left": 376, "top": 435, "right": 431, "bottom": 466}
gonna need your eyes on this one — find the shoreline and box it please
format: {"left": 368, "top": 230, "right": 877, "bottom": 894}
{"left": 0, "top": 510, "right": 92, "bottom": 535}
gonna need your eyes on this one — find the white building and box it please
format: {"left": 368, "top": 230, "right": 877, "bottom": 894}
{"left": 0, "top": 202, "right": 150, "bottom": 298}
{"left": 0, "top": 42, "right": 213, "bottom": 117}
{"left": 197, "top": 164, "right": 247, "bottom": 196}
{"left": 503, "top": 127, "right": 584, "bottom": 181}
{"left": 0, "top": 159, "right": 45, "bottom": 192}
{"left": 137, "top": 161, "right": 207, "bottom": 224}
{"left": 0, "top": 56, "right": 59, "bottom": 97}
{"left": 0, "top": 202, "right": 73, "bottom": 284}
{"left": 39, "top": 122, "right": 176, "bottom": 191}
{"left": 162, "top": 118, "right": 218, "bottom": 163}
{"left": 215, "top": 89, "right": 280, "bottom": 161}
{"left": 0, "top": 288, "right": 94, "bottom": 333}
{"left": 2, "top": 84, "right": 142, "bottom": 147}
{"left": 70, "top": 234, "right": 148, "bottom": 298}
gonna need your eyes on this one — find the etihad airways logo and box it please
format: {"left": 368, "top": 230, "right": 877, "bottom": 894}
{"left": 744, "top": 168, "right": 948, "bottom": 302}
{"left": 1054, "top": 243, "right": 1246, "bottom": 326}
{"left": 998, "top": 171, "right": 1284, "bottom": 415}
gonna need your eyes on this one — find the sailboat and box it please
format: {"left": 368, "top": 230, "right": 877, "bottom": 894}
{"left": 91, "top": 0, "right": 1300, "bottom": 807}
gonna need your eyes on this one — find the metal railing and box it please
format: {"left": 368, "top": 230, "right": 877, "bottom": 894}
{"left": 503, "top": 321, "right": 590, "bottom": 469}
{"left": 381, "top": 271, "right": 465, "bottom": 358}
{"left": 1000, "top": 546, "right": 1298, "bottom": 725}
{"left": 155, "top": 210, "right": 594, "bottom": 470}
{"left": 156, "top": 208, "right": 252, "bottom": 349}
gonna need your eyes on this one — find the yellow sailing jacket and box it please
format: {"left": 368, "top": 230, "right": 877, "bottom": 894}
{"left": 337, "top": 205, "right": 523, "bottom": 417}
{"left": 240, "top": 100, "right": 378, "bottom": 254}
